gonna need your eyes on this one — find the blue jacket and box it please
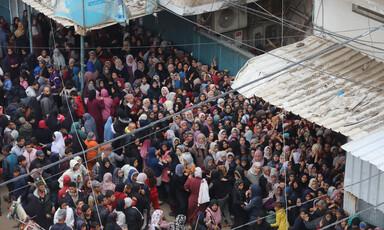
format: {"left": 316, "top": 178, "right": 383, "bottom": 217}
{"left": 13, "top": 177, "right": 29, "bottom": 200}
{"left": 125, "top": 168, "right": 139, "bottom": 184}
{"left": 4, "top": 79, "right": 12, "bottom": 94}
{"left": 2, "top": 154, "right": 17, "bottom": 179}
{"left": 146, "top": 147, "right": 164, "bottom": 177}
{"left": 243, "top": 184, "right": 264, "bottom": 220}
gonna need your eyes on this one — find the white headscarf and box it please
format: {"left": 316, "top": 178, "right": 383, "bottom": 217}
{"left": 51, "top": 131, "right": 65, "bottom": 153}
{"left": 194, "top": 167, "right": 202, "bottom": 178}
{"left": 292, "top": 152, "right": 301, "bottom": 164}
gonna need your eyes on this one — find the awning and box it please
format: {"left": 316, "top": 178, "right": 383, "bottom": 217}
{"left": 20, "top": 0, "right": 158, "bottom": 35}
{"left": 233, "top": 36, "right": 384, "bottom": 140}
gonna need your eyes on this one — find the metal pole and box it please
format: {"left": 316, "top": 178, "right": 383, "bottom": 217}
{"left": 80, "top": 35, "right": 84, "bottom": 92}
{"left": 27, "top": 5, "right": 33, "bottom": 53}
{"left": 81, "top": 0, "right": 85, "bottom": 93}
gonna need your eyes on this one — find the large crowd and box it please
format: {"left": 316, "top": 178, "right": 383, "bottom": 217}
{"left": 0, "top": 11, "right": 375, "bottom": 230}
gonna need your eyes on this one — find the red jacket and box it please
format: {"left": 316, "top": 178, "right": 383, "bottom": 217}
{"left": 58, "top": 175, "right": 71, "bottom": 202}
{"left": 111, "top": 191, "right": 127, "bottom": 210}
{"left": 73, "top": 96, "right": 85, "bottom": 117}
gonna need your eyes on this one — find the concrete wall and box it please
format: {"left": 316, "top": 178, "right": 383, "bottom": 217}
{"left": 141, "top": 10, "right": 251, "bottom": 75}
{"left": 313, "top": 0, "right": 384, "bottom": 61}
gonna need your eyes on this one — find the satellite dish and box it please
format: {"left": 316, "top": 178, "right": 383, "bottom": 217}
{"left": 218, "top": 8, "right": 235, "bottom": 28}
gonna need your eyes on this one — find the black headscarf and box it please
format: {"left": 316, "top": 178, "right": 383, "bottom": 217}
{"left": 88, "top": 89, "right": 96, "bottom": 102}
{"left": 99, "top": 158, "right": 115, "bottom": 182}
{"left": 46, "top": 109, "right": 60, "bottom": 131}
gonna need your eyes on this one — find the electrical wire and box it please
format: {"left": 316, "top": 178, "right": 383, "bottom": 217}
{"left": 161, "top": 4, "right": 384, "bottom": 93}
{"left": 5, "top": 35, "right": 307, "bottom": 51}
{"left": 159, "top": 7, "right": 384, "bottom": 227}
{"left": 0, "top": 94, "right": 238, "bottom": 197}
{"left": 2, "top": 8, "right": 383, "bottom": 191}
{"left": 228, "top": 1, "right": 384, "bottom": 55}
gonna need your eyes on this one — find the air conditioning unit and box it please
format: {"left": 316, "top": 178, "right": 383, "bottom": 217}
{"left": 212, "top": 8, "right": 247, "bottom": 33}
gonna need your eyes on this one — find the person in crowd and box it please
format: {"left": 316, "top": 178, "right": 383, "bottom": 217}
{"left": 0, "top": 19, "right": 352, "bottom": 230}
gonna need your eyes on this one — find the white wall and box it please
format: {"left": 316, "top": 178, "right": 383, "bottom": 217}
{"left": 313, "top": 0, "right": 384, "bottom": 62}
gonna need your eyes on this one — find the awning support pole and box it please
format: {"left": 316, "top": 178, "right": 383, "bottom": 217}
{"left": 27, "top": 5, "right": 33, "bottom": 53}
{"left": 81, "top": 0, "right": 86, "bottom": 93}
{"left": 80, "top": 35, "right": 85, "bottom": 93}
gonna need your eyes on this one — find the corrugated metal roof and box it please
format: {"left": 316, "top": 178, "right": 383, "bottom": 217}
{"left": 342, "top": 128, "right": 384, "bottom": 213}
{"left": 233, "top": 36, "right": 384, "bottom": 140}
{"left": 343, "top": 127, "right": 384, "bottom": 171}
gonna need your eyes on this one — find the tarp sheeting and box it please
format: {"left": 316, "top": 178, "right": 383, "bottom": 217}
{"left": 20, "top": 0, "right": 158, "bottom": 35}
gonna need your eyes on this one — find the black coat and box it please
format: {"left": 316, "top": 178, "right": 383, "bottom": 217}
{"left": 64, "top": 190, "right": 84, "bottom": 208}
{"left": 124, "top": 207, "right": 144, "bottom": 230}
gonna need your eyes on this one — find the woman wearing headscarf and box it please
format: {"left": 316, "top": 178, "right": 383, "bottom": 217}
{"left": 246, "top": 162, "right": 263, "bottom": 185}
{"left": 209, "top": 169, "right": 231, "bottom": 226}
{"left": 100, "top": 89, "right": 113, "bottom": 124}
{"left": 159, "top": 86, "right": 169, "bottom": 104}
{"left": 190, "top": 133, "right": 210, "bottom": 167}
{"left": 252, "top": 150, "right": 266, "bottom": 166}
{"left": 101, "top": 172, "right": 116, "bottom": 195}
{"left": 201, "top": 155, "right": 215, "bottom": 176}
{"left": 52, "top": 48, "right": 66, "bottom": 70}
{"left": 4, "top": 48, "right": 21, "bottom": 78}
{"left": 114, "top": 58, "right": 129, "bottom": 81}
{"left": 169, "top": 214, "right": 187, "bottom": 230}
{"left": 147, "top": 80, "right": 161, "bottom": 102}
{"left": 232, "top": 180, "right": 248, "bottom": 229}
{"left": 205, "top": 199, "right": 222, "bottom": 230}
{"left": 99, "top": 158, "right": 115, "bottom": 182}
{"left": 150, "top": 210, "right": 166, "bottom": 230}
{"left": 126, "top": 54, "right": 137, "bottom": 84}
{"left": 83, "top": 113, "right": 99, "bottom": 140}
{"left": 184, "top": 167, "right": 206, "bottom": 225}
{"left": 14, "top": 21, "right": 28, "bottom": 55}
{"left": 154, "top": 62, "right": 168, "bottom": 82}
{"left": 46, "top": 108, "right": 61, "bottom": 131}
{"left": 35, "top": 120, "right": 52, "bottom": 144}
{"left": 84, "top": 61, "right": 99, "bottom": 85}
{"left": 48, "top": 132, "right": 64, "bottom": 173}
{"left": 264, "top": 146, "right": 273, "bottom": 162}
{"left": 171, "top": 164, "right": 189, "bottom": 216}
{"left": 88, "top": 50, "right": 102, "bottom": 73}
{"left": 86, "top": 90, "right": 105, "bottom": 141}
{"left": 134, "top": 60, "right": 148, "bottom": 81}
{"left": 70, "top": 122, "right": 86, "bottom": 140}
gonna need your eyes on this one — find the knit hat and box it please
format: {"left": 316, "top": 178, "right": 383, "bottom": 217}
{"left": 56, "top": 209, "right": 67, "bottom": 220}
{"left": 124, "top": 197, "right": 133, "bottom": 208}
{"left": 91, "top": 180, "right": 102, "bottom": 188}
{"left": 18, "top": 117, "right": 26, "bottom": 124}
